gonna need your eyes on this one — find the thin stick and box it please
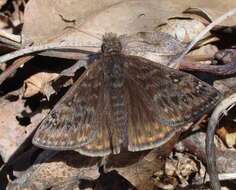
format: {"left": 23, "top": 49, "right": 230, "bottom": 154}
{"left": 205, "top": 172, "right": 236, "bottom": 182}
{"left": 179, "top": 59, "right": 236, "bottom": 76}
{"left": 0, "top": 41, "right": 99, "bottom": 63}
{"left": 0, "top": 29, "right": 21, "bottom": 43}
{"left": 0, "top": 36, "right": 21, "bottom": 49}
{"left": 206, "top": 93, "right": 236, "bottom": 190}
{"left": 170, "top": 7, "right": 236, "bottom": 68}
{"left": 0, "top": 55, "right": 34, "bottom": 85}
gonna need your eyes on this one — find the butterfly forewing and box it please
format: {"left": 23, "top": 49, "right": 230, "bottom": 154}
{"left": 33, "top": 61, "right": 103, "bottom": 149}
{"left": 125, "top": 56, "right": 222, "bottom": 127}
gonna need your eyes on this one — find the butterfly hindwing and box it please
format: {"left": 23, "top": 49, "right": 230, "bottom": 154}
{"left": 33, "top": 61, "right": 103, "bottom": 149}
{"left": 77, "top": 100, "right": 116, "bottom": 156}
{"left": 125, "top": 76, "right": 177, "bottom": 151}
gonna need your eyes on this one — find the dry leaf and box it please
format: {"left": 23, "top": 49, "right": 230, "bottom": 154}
{"left": 7, "top": 151, "right": 100, "bottom": 190}
{"left": 23, "top": 72, "right": 59, "bottom": 98}
{"left": 22, "top": 0, "right": 236, "bottom": 47}
{"left": 157, "top": 18, "right": 206, "bottom": 44}
{"left": 225, "top": 132, "right": 236, "bottom": 147}
{"left": 0, "top": 93, "right": 47, "bottom": 162}
{"left": 186, "top": 44, "right": 218, "bottom": 61}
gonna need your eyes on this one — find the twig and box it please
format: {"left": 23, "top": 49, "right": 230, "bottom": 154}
{"left": 193, "top": 172, "right": 236, "bottom": 188}
{"left": 0, "top": 55, "right": 34, "bottom": 85}
{"left": 0, "top": 29, "right": 21, "bottom": 43}
{"left": 179, "top": 59, "right": 236, "bottom": 75}
{"left": 169, "top": 7, "right": 236, "bottom": 69}
{"left": 205, "top": 172, "right": 236, "bottom": 182}
{"left": 0, "top": 36, "right": 21, "bottom": 49}
{"left": 0, "top": 41, "right": 99, "bottom": 63}
{"left": 206, "top": 93, "right": 236, "bottom": 190}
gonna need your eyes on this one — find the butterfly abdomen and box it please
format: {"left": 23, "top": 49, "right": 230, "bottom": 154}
{"left": 103, "top": 55, "right": 128, "bottom": 150}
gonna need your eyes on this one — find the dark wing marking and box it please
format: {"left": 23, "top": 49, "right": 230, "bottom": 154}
{"left": 125, "top": 55, "right": 223, "bottom": 126}
{"left": 124, "top": 55, "right": 222, "bottom": 151}
{"left": 33, "top": 61, "right": 103, "bottom": 150}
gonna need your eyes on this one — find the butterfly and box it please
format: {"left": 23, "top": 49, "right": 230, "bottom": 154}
{"left": 33, "top": 33, "right": 222, "bottom": 157}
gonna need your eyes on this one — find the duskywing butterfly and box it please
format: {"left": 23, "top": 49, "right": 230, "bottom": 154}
{"left": 33, "top": 33, "right": 222, "bottom": 156}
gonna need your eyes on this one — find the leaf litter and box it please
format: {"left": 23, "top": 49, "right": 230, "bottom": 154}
{"left": 0, "top": 0, "right": 236, "bottom": 190}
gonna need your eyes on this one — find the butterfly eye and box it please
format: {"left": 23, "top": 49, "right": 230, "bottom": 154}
{"left": 101, "top": 43, "right": 107, "bottom": 53}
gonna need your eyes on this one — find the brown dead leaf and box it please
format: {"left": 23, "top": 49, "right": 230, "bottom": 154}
{"left": 225, "top": 132, "right": 236, "bottom": 147}
{"left": 23, "top": 72, "right": 59, "bottom": 98}
{"left": 8, "top": 133, "right": 180, "bottom": 190}
{"left": 0, "top": 92, "right": 47, "bottom": 162}
{"left": 157, "top": 18, "right": 206, "bottom": 44}
{"left": 186, "top": 44, "right": 219, "bottom": 61}
{"left": 22, "top": 0, "right": 236, "bottom": 47}
{"left": 7, "top": 151, "right": 100, "bottom": 190}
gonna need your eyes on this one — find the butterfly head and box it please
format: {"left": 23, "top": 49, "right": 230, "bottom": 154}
{"left": 102, "top": 33, "right": 122, "bottom": 55}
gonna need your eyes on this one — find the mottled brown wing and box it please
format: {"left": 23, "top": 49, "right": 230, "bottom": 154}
{"left": 76, "top": 90, "right": 119, "bottom": 156}
{"left": 124, "top": 55, "right": 222, "bottom": 151}
{"left": 77, "top": 56, "right": 127, "bottom": 157}
{"left": 33, "top": 61, "right": 103, "bottom": 150}
{"left": 77, "top": 92, "right": 128, "bottom": 156}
